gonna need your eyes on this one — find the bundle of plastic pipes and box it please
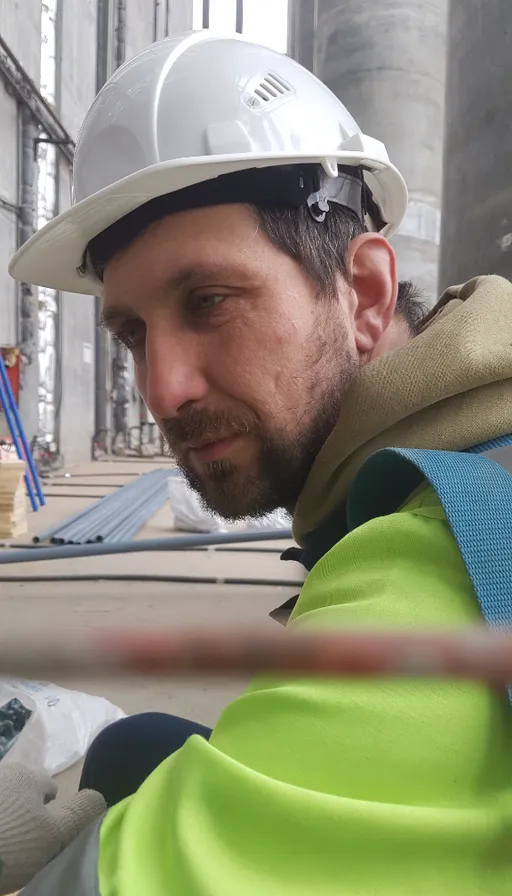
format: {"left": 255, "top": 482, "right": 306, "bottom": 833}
{"left": 34, "top": 469, "right": 173, "bottom": 545}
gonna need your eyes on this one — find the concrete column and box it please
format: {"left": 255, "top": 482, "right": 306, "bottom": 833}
{"left": 287, "top": 0, "right": 316, "bottom": 71}
{"left": 439, "top": 0, "right": 512, "bottom": 290}
{"left": 289, "top": 0, "right": 448, "bottom": 303}
{"left": 167, "top": 0, "right": 193, "bottom": 34}
{"left": 17, "top": 106, "right": 39, "bottom": 442}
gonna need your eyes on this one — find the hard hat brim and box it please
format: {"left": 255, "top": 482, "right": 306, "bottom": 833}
{"left": 9, "top": 150, "right": 407, "bottom": 295}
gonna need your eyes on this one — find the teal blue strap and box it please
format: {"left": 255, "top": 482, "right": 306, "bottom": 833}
{"left": 347, "top": 436, "right": 512, "bottom": 631}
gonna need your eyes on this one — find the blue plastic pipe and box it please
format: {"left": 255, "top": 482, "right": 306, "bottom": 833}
{"left": 0, "top": 529, "right": 293, "bottom": 564}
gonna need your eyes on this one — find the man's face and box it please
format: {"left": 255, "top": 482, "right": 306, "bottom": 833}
{"left": 102, "top": 204, "right": 358, "bottom": 518}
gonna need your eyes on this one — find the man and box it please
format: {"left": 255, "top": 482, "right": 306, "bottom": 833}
{"left": 6, "top": 30, "right": 512, "bottom": 896}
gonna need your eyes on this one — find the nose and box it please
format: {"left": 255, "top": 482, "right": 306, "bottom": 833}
{"left": 140, "top": 324, "right": 209, "bottom": 418}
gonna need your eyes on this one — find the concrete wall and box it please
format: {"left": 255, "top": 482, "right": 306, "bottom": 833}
{"left": 289, "top": 0, "right": 448, "bottom": 305}
{"left": 0, "top": 0, "right": 42, "bottom": 83}
{"left": 168, "top": 0, "right": 193, "bottom": 33}
{"left": 58, "top": 0, "right": 97, "bottom": 139}
{"left": 53, "top": 0, "right": 98, "bottom": 462}
{"left": 0, "top": 82, "right": 19, "bottom": 346}
{"left": 0, "top": 0, "right": 41, "bottom": 432}
{"left": 56, "top": 156, "right": 96, "bottom": 465}
{"left": 0, "top": 0, "right": 193, "bottom": 463}
{"left": 125, "top": 0, "right": 155, "bottom": 59}
{"left": 439, "top": 0, "right": 512, "bottom": 290}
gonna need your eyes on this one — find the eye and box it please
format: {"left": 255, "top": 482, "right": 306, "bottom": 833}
{"left": 115, "top": 320, "right": 146, "bottom": 350}
{"left": 190, "top": 293, "right": 228, "bottom": 312}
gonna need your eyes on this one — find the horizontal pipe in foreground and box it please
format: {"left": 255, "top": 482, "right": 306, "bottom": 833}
{"left": 0, "top": 529, "right": 293, "bottom": 564}
{"left": 0, "top": 626, "right": 510, "bottom": 683}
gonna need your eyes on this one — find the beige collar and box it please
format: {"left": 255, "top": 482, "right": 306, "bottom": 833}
{"left": 293, "top": 275, "right": 512, "bottom": 544}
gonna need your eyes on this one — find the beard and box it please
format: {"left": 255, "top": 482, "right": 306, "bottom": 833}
{"left": 160, "top": 317, "right": 358, "bottom": 520}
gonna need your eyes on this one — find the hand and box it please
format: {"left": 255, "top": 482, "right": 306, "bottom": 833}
{"left": 0, "top": 763, "right": 106, "bottom": 894}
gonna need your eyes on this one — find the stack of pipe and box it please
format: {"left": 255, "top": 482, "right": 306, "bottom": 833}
{"left": 34, "top": 469, "right": 173, "bottom": 545}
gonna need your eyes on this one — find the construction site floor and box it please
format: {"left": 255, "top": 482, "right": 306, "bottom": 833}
{"left": 0, "top": 457, "right": 301, "bottom": 803}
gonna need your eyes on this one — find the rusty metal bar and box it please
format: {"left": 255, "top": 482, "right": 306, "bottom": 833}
{"left": 0, "top": 626, "right": 511, "bottom": 683}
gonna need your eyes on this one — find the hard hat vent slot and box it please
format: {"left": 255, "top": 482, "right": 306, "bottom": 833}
{"left": 253, "top": 73, "right": 293, "bottom": 104}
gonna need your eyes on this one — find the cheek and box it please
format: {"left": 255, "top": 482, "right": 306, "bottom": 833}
{"left": 206, "top": 315, "right": 308, "bottom": 412}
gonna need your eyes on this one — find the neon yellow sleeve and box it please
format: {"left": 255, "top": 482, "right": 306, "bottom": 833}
{"left": 99, "top": 489, "right": 512, "bottom": 896}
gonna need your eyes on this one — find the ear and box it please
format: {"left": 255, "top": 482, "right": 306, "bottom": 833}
{"left": 344, "top": 233, "right": 398, "bottom": 355}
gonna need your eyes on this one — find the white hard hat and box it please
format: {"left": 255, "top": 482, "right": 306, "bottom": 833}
{"left": 9, "top": 30, "right": 408, "bottom": 295}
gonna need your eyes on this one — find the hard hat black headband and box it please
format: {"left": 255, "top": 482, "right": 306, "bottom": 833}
{"left": 83, "top": 164, "right": 385, "bottom": 281}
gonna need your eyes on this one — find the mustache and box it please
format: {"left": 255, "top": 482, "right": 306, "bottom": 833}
{"left": 160, "top": 409, "right": 259, "bottom": 450}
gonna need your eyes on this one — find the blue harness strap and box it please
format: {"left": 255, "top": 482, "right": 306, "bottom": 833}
{"left": 347, "top": 435, "right": 512, "bottom": 646}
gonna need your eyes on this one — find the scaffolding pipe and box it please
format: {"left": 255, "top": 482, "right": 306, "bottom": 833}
{"left": 47, "top": 479, "right": 134, "bottom": 541}
{"left": 108, "top": 486, "right": 165, "bottom": 541}
{"left": 56, "top": 492, "right": 142, "bottom": 542}
{"left": 99, "top": 480, "right": 164, "bottom": 541}
{"left": 36, "top": 469, "right": 172, "bottom": 544}
{"left": 87, "top": 474, "right": 165, "bottom": 542}
{"left": 55, "top": 492, "right": 128, "bottom": 542}
{"left": 34, "top": 499, "right": 103, "bottom": 543}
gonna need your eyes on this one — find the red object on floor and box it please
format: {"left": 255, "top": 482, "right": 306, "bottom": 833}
{"left": 0, "top": 346, "right": 20, "bottom": 409}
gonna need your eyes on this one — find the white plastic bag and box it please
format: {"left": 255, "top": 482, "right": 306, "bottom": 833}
{"left": 239, "top": 509, "right": 292, "bottom": 532}
{"left": 167, "top": 475, "right": 228, "bottom": 532}
{"left": 167, "top": 476, "right": 292, "bottom": 534}
{"left": 0, "top": 678, "right": 126, "bottom": 776}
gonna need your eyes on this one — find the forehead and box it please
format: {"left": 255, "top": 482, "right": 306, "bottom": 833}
{"left": 102, "top": 204, "right": 265, "bottom": 290}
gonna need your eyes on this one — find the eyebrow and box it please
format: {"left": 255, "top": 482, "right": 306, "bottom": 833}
{"left": 163, "top": 263, "right": 251, "bottom": 291}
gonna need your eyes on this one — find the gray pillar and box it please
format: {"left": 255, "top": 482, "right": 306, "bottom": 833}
{"left": 111, "top": 0, "right": 130, "bottom": 440}
{"left": 17, "top": 105, "right": 39, "bottom": 442}
{"left": 287, "top": 0, "right": 316, "bottom": 72}
{"left": 439, "top": 0, "right": 512, "bottom": 291}
{"left": 94, "top": 0, "right": 111, "bottom": 447}
{"left": 166, "top": 0, "right": 193, "bottom": 34}
{"left": 290, "top": 0, "right": 447, "bottom": 304}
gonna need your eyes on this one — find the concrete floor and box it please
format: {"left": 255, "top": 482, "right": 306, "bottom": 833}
{"left": 0, "top": 458, "right": 301, "bottom": 802}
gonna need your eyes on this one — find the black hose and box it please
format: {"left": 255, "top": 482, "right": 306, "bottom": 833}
{"left": 0, "top": 573, "right": 303, "bottom": 586}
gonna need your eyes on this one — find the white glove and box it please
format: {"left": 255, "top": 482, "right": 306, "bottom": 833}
{"left": 0, "top": 762, "right": 106, "bottom": 894}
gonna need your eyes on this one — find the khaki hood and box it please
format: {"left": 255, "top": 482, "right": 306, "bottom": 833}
{"left": 293, "top": 274, "right": 512, "bottom": 545}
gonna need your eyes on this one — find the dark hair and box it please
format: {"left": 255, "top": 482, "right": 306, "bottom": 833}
{"left": 87, "top": 188, "right": 427, "bottom": 335}
{"left": 255, "top": 203, "right": 427, "bottom": 335}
